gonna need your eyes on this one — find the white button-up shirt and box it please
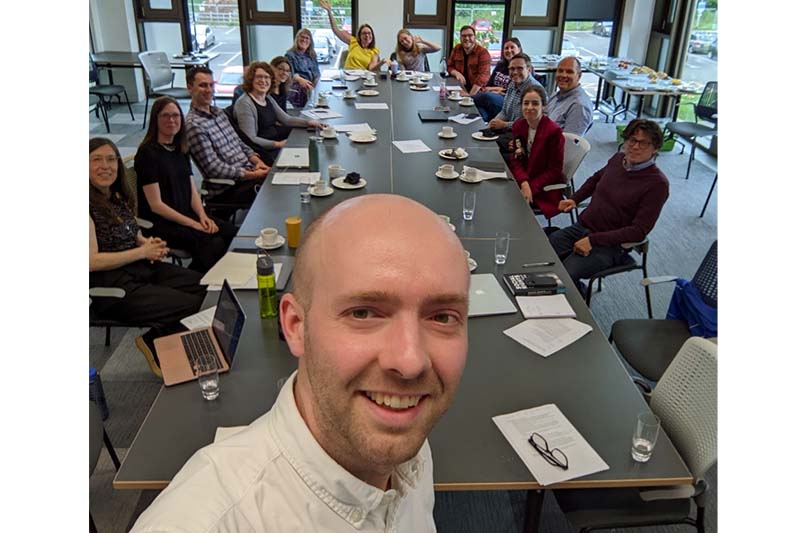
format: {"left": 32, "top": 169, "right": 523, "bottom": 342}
{"left": 131, "top": 372, "right": 437, "bottom": 532}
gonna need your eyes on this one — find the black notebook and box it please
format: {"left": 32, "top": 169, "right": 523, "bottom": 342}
{"left": 502, "top": 272, "right": 566, "bottom": 296}
{"left": 418, "top": 109, "right": 451, "bottom": 122}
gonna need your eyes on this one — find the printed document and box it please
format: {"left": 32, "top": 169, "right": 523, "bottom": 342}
{"left": 335, "top": 123, "right": 374, "bottom": 132}
{"left": 503, "top": 318, "right": 592, "bottom": 357}
{"left": 275, "top": 148, "right": 309, "bottom": 168}
{"left": 180, "top": 306, "right": 216, "bottom": 330}
{"left": 516, "top": 295, "right": 576, "bottom": 319}
{"left": 448, "top": 113, "right": 482, "bottom": 125}
{"left": 493, "top": 403, "right": 609, "bottom": 486}
{"left": 355, "top": 103, "right": 389, "bottom": 110}
{"left": 301, "top": 109, "right": 343, "bottom": 120}
{"left": 393, "top": 140, "right": 431, "bottom": 153}
{"left": 272, "top": 172, "right": 320, "bottom": 185}
{"left": 201, "top": 252, "right": 282, "bottom": 289}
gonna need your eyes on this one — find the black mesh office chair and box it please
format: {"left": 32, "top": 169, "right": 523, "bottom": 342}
{"left": 585, "top": 239, "right": 653, "bottom": 318}
{"left": 90, "top": 401, "right": 120, "bottom": 533}
{"left": 89, "top": 55, "right": 135, "bottom": 129}
{"left": 665, "top": 82, "right": 717, "bottom": 179}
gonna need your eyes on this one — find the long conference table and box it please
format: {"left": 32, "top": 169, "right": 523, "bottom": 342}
{"left": 113, "top": 72, "right": 692, "bottom": 531}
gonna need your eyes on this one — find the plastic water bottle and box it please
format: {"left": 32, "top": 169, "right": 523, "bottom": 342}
{"left": 391, "top": 59, "right": 399, "bottom": 77}
{"left": 439, "top": 80, "right": 447, "bottom": 99}
{"left": 89, "top": 367, "right": 109, "bottom": 420}
{"left": 257, "top": 250, "right": 278, "bottom": 319}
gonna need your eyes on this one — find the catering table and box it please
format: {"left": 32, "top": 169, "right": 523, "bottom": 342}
{"left": 113, "top": 72, "right": 692, "bottom": 531}
{"left": 91, "top": 51, "right": 218, "bottom": 85}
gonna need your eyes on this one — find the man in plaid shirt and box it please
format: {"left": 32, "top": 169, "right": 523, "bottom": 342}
{"left": 185, "top": 67, "right": 270, "bottom": 217}
{"left": 447, "top": 25, "right": 491, "bottom": 95}
{"left": 487, "top": 53, "right": 543, "bottom": 133}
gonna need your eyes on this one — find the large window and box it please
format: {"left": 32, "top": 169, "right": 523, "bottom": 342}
{"left": 187, "top": 1, "right": 243, "bottom": 98}
{"left": 300, "top": 0, "right": 354, "bottom": 66}
{"left": 677, "top": 0, "right": 717, "bottom": 122}
{"left": 453, "top": 1, "right": 506, "bottom": 65}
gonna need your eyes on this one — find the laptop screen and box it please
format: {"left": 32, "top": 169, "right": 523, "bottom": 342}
{"left": 212, "top": 280, "right": 247, "bottom": 365}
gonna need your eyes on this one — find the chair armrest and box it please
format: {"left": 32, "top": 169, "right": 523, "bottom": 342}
{"left": 543, "top": 183, "right": 567, "bottom": 192}
{"left": 640, "top": 275, "right": 678, "bottom": 287}
{"left": 621, "top": 239, "right": 648, "bottom": 250}
{"left": 204, "top": 178, "right": 236, "bottom": 186}
{"left": 89, "top": 287, "right": 126, "bottom": 299}
{"left": 638, "top": 485, "right": 696, "bottom": 501}
{"left": 135, "top": 217, "right": 153, "bottom": 230}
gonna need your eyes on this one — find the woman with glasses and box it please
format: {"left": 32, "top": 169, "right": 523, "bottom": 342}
{"left": 134, "top": 96, "right": 236, "bottom": 274}
{"left": 320, "top": 0, "right": 380, "bottom": 72}
{"left": 548, "top": 119, "right": 670, "bottom": 294}
{"left": 507, "top": 85, "right": 565, "bottom": 220}
{"left": 474, "top": 38, "right": 522, "bottom": 122}
{"left": 285, "top": 28, "right": 320, "bottom": 108}
{"left": 384, "top": 28, "right": 440, "bottom": 72}
{"left": 90, "top": 137, "right": 205, "bottom": 377}
{"left": 270, "top": 56, "right": 293, "bottom": 111}
{"left": 233, "top": 62, "right": 322, "bottom": 165}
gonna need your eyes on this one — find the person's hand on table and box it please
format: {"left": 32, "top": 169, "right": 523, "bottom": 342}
{"left": 573, "top": 237, "right": 592, "bottom": 256}
{"left": 297, "top": 77, "right": 314, "bottom": 91}
{"left": 450, "top": 71, "right": 466, "bottom": 86}
{"left": 559, "top": 199, "right": 576, "bottom": 212}
{"left": 483, "top": 86, "right": 505, "bottom": 94}
{"left": 520, "top": 181, "right": 533, "bottom": 203}
{"left": 488, "top": 118, "right": 507, "bottom": 131}
{"left": 308, "top": 120, "right": 324, "bottom": 129}
{"left": 273, "top": 140, "right": 287, "bottom": 149}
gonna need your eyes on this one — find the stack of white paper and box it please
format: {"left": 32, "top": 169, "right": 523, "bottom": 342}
{"left": 200, "top": 252, "right": 282, "bottom": 291}
{"left": 449, "top": 113, "right": 482, "bottom": 125}
{"left": 301, "top": 109, "right": 343, "bottom": 120}
{"left": 503, "top": 318, "right": 592, "bottom": 357}
{"left": 335, "top": 123, "right": 374, "bottom": 133}
{"left": 180, "top": 306, "right": 216, "bottom": 330}
{"left": 515, "top": 294, "right": 576, "bottom": 319}
{"left": 355, "top": 103, "right": 389, "bottom": 110}
{"left": 392, "top": 140, "right": 431, "bottom": 153}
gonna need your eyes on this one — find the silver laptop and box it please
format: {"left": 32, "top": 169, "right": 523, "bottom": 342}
{"left": 468, "top": 273, "right": 518, "bottom": 317}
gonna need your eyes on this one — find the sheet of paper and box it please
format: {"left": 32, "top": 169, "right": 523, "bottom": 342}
{"left": 392, "top": 140, "right": 431, "bottom": 153}
{"left": 208, "top": 263, "right": 283, "bottom": 291}
{"left": 462, "top": 165, "right": 508, "bottom": 181}
{"left": 515, "top": 295, "right": 576, "bottom": 319}
{"left": 274, "top": 148, "right": 309, "bottom": 168}
{"left": 446, "top": 85, "right": 463, "bottom": 91}
{"left": 493, "top": 404, "right": 609, "bottom": 486}
{"left": 335, "top": 123, "right": 374, "bottom": 133}
{"left": 503, "top": 318, "right": 592, "bottom": 357}
{"left": 214, "top": 426, "right": 247, "bottom": 443}
{"left": 272, "top": 172, "right": 320, "bottom": 185}
{"left": 449, "top": 113, "right": 483, "bottom": 125}
{"left": 355, "top": 103, "right": 389, "bottom": 110}
{"left": 301, "top": 109, "right": 343, "bottom": 120}
{"left": 200, "top": 252, "right": 256, "bottom": 286}
{"left": 180, "top": 306, "right": 216, "bottom": 330}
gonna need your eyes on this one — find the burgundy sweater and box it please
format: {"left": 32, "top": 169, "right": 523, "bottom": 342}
{"left": 573, "top": 153, "right": 669, "bottom": 247}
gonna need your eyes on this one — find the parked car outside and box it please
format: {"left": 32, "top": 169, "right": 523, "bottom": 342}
{"left": 688, "top": 31, "right": 716, "bottom": 54}
{"left": 214, "top": 65, "right": 243, "bottom": 98}
{"left": 708, "top": 39, "right": 717, "bottom": 60}
{"left": 487, "top": 41, "right": 501, "bottom": 63}
{"left": 561, "top": 39, "right": 579, "bottom": 57}
{"left": 472, "top": 18, "right": 492, "bottom": 33}
{"left": 314, "top": 37, "right": 332, "bottom": 63}
{"left": 592, "top": 22, "right": 613, "bottom": 37}
{"left": 191, "top": 24, "right": 216, "bottom": 51}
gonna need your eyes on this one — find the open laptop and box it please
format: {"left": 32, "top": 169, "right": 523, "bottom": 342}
{"left": 468, "top": 273, "right": 518, "bottom": 317}
{"left": 155, "top": 280, "right": 247, "bottom": 386}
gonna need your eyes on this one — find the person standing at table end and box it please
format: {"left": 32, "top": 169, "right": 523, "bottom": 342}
{"left": 548, "top": 119, "right": 669, "bottom": 294}
{"left": 545, "top": 56, "right": 594, "bottom": 136}
{"left": 447, "top": 25, "right": 491, "bottom": 95}
{"left": 320, "top": 0, "right": 381, "bottom": 72}
{"left": 130, "top": 194, "right": 471, "bottom": 533}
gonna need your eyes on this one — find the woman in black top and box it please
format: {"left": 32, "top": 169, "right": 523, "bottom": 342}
{"left": 135, "top": 97, "right": 236, "bottom": 273}
{"left": 90, "top": 137, "right": 205, "bottom": 377}
{"left": 270, "top": 56, "right": 293, "bottom": 111}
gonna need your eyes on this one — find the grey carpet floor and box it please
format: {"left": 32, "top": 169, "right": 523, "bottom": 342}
{"left": 89, "top": 103, "right": 717, "bottom": 532}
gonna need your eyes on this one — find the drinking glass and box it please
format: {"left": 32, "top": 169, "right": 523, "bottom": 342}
{"left": 631, "top": 412, "right": 660, "bottom": 462}
{"left": 314, "top": 123, "right": 324, "bottom": 143}
{"left": 197, "top": 365, "right": 220, "bottom": 401}
{"left": 462, "top": 191, "right": 476, "bottom": 221}
{"left": 494, "top": 232, "right": 510, "bottom": 265}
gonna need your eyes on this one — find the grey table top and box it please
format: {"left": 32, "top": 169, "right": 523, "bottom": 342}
{"left": 114, "top": 74, "right": 691, "bottom": 491}
{"left": 92, "top": 51, "right": 218, "bottom": 68}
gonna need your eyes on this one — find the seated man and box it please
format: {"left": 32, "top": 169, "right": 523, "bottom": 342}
{"left": 545, "top": 57, "right": 594, "bottom": 136}
{"left": 486, "top": 53, "right": 543, "bottom": 135}
{"left": 447, "top": 25, "right": 491, "bottom": 95}
{"left": 185, "top": 66, "right": 270, "bottom": 216}
{"left": 548, "top": 119, "right": 669, "bottom": 293}
{"left": 131, "top": 195, "right": 471, "bottom": 532}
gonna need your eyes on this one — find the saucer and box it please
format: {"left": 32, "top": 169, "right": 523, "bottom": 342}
{"left": 472, "top": 131, "right": 499, "bottom": 141}
{"left": 357, "top": 89, "right": 379, "bottom": 96}
{"left": 308, "top": 186, "right": 334, "bottom": 197}
{"left": 467, "top": 258, "right": 478, "bottom": 272}
{"left": 331, "top": 177, "right": 367, "bottom": 189}
{"left": 460, "top": 100, "right": 475, "bottom": 106}
{"left": 460, "top": 174, "right": 481, "bottom": 184}
{"left": 438, "top": 131, "right": 457, "bottom": 139}
{"left": 321, "top": 132, "right": 338, "bottom": 139}
{"left": 435, "top": 170, "right": 459, "bottom": 180}
{"left": 363, "top": 82, "right": 378, "bottom": 87}
{"left": 396, "top": 77, "right": 408, "bottom": 82}
{"left": 348, "top": 133, "right": 377, "bottom": 143}
{"left": 255, "top": 235, "right": 285, "bottom": 250}
{"left": 410, "top": 85, "right": 429, "bottom": 91}
{"left": 439, "top": 149, "right": 468, "bottom": 160}
{"left": 343, "top": 94, "right": 357, "bottom": 99}
{"left": 448, "top": 95, "right": 463, "bottom": 101}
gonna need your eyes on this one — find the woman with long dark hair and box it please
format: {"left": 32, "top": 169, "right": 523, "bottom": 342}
{"left": 270, "top": 56, "right": 293, "bottom": 111}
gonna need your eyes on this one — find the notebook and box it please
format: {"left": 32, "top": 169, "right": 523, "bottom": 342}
{"left": 468, "top": 273, "right": 518, "bottom": 317}
{"left": 418, "top": 109, "right": 451, "bottom": 122}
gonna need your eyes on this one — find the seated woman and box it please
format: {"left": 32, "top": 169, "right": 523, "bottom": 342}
{"left": 507, "top": 85, "right": 565, "bottom": 220}
{"left": 233, "top": 62, "right": 322, "bottom": 166}
{"left": 134, "top": 96, "right": 237, "bottom": 274}
{"left": 474, "top": 38, "right": 522, "bottom": 122}
{"left": 270, "top": 56, "right": 293, "bottom": 111}
{"left": 285, "top": 29, "right": 321, "bottom": 108}
{"left": 320, "top": 0, "right": 380, "bottom": 71}
{"left": 548, "top": 119, "right": 670, "bottom": 294}
{"left": 385, "top": 28, "right": 440, "bottom": 71}
{"left": 90, "top": 137, "right": 205, "bottom": 377}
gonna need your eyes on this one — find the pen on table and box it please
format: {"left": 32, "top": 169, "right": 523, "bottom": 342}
{"left": 523, "top": 261, "right": 555, "bottom": 267}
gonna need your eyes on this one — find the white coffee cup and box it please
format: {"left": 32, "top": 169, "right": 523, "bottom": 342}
{"left": 441, "top": 126, "right": 454, "bottom": 136}
{"left": 449, "top": 90, "right": 460, "bottom": 98}
{"left": 462, "top": 97, "right": 473, "bottom": 105}
{"left": 317, "top": 95, "right": 328, "bottom": 106}
{"left": 438, "top": 164, "right": 455, "bottom": 176}
{"left": 328, "top": 164, "right": 345, "bottom": 179}
{"left": 465, "top": 167, "right": 478, "bottom": 181}
{"left": 397, "top": 73, "right": 407, "bottom": 80}
{"left": 344, "top": 88, "right": 355, "bottom": 97}
{"left": 313, "top": 180, "right": 327, "bottom": 193}
{"left": 322, "top": 126, "right": 336, "bottom": 137}
{"left": 260, "top": 227, "right": 279, "bottom": 245}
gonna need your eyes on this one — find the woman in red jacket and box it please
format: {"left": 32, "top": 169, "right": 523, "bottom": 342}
{"left": 507, "top": 85, "right": 565, "bottom": 219}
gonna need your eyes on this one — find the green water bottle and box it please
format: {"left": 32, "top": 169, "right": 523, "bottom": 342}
{"left": 308, "top": 136, "right": 319, "bottom": 172}
{"left": 257, "top": 249, "right": 278, "bottom": 318}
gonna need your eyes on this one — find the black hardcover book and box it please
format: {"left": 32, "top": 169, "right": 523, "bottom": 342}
{"left": 502, "top": 272, "right": 566, "bottom": 296}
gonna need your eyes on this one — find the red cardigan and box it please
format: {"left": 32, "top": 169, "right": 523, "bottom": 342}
{"left": 507, "top": 116, "right": 565, "bottom": 219}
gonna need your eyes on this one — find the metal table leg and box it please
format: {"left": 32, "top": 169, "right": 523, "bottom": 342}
{"left": 700, "top": 173, "right": 717, "bottom": 217}
{"left": 523, "top": 489, "right": 545, "bottom": 533}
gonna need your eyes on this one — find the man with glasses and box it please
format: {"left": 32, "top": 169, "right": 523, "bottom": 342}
{"left": 545, "top": 56, "right": 594, "bottom": 135}
{"left": 447, "top": 25, "right": 491, "bottom": 95}
{"left": 487, "top": 53, "right": 543, "bottom": 133}
{"left": 185, "top": 66, "right": 270, "bottom": 219}
{"left": 548, "top": 119, "right": 669, "bottom": 293}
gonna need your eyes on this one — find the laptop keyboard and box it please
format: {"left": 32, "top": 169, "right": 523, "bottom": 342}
{"left": 181, "top": 330, "right": 223, "bottom": 375}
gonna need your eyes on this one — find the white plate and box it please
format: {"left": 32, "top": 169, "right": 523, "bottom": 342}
{"left": 435, "top": 170, "right": 459, "bottom": 180}
{"left": 308, "top": 186, "right": 334, "bottom": 197}
{"left": 349, "top": 134, "right": 377, "bottom": 143}
{"left": 439, "top": 149, "right": 468, "bottom": 160}
{"left": 448, "top": 95, "right": 463, "bottom": 101}
{"left": 396, "top": 77, "right": 409, "bottom": 82}
{"left": 459, "top": 174, "right": 481, "bottom": 184}
{"left": 363, "top": 82, "right": 378, "bottom": 87}
{"left": 410, "top": 85, "right": 429, "bottom": 91}
{"left": 438, "top": 132, "right": 457, "bottom": 139}
{"left": 472, "top": 131, "right": 499, "bottom": 141}
{"left": 255, "top": 235, "right": 285, "bottom": 250}
{"left": 467, "top": 258, "right": 478, "bottom": 272}
{"left": 331, "top": 177, "right": 367, "bottom": 189}
{"left": 460, "top": 100, "right": 475, "bottom": 106}
{"left": 357, "top": 89, "right": 379, "bottom": 96}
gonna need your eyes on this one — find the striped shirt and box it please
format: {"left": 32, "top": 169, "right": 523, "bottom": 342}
{"left": 186, "top": 105, "right": 255, "bottom": 181}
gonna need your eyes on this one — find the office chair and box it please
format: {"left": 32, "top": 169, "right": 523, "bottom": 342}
{"left": 585, "top": 239, "right": 653, "bottom": 318}
{"left": 543, "top": 132, "right": 592, "bottom": 224}
{"left": 90, "top": 401, "right": 121, "bottom": 533}
{"left": 555, "top": 337, "right": 717, "bottom": 533}
{"left": 138, "top": 51, "right": 191, "bottom": 129}
{"left": 665, "top": 82, "right": 717, "bottom": 179}
{"left": 610, "top": 240, "right": 717, "bottom": 392}
{"left": 89, "top": 55, "right": 135, "bottom": 129}
{"left": 335, "top": 49, "right": 349, "bottom": 69}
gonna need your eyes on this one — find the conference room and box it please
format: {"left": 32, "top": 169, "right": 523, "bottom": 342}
{"left": 84, "top": 1, "right": 726, "bottom": 531}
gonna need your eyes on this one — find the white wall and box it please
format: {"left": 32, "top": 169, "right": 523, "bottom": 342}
{"left": 358, "top": 0, "right": 403, "bottom": 61}
{"left": 618, "top": 0, "right": 655, "bottom": 64}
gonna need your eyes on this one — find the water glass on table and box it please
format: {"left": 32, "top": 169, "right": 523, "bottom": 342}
{"left": 631, "top": 412, "right": 660, "bottom": 462}
{"left": 462, "top": 191, "right": 476, "bottom": 221}
{"left": 197, "top": 363, "right": 220, "bottom": 401}
{"left": 495, "top": 231, "right": 510, "bottom": 265}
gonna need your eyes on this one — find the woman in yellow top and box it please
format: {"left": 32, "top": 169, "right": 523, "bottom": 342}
{"left": 319, "top": 0, "right": 380, "bottom": 71}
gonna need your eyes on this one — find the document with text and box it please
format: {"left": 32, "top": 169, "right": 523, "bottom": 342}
{"left": 392, "top": 139, "right": 431, "bottom": 153}
{"left": 272, "top": 172, "right": 320, "bottom": 185}
{"left": 515, "top": 294, "right": 576, "bottom": 319}
{"left": 503, "top": 318, "right": 592, "bottom": 357}
{"left": 355, "top": 103, "right": 389, "bottom": 110}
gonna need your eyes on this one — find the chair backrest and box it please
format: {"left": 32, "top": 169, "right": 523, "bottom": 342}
{"left": 691, "top": 240, "right": 717, "bottom": 307}
{"left": 562, "top": 133, "right": 591, "bottom": 183}
{"left": 336, "top": 49, "right": 349, "bottom": 69}
{"left": 122, "top": 156, "right": 140, "bottom": 215}
{"left": 695, "top": 81, "right": 717, "bottom": 124}
{"left": 651, "top": 337, "right": 717, "bottom": 480}
{"left": 89, "top": 55, "right": 100, "bottom": 84}
{"left": 138, "top": 51, "right": 174, "bottom": 91}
